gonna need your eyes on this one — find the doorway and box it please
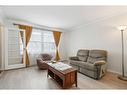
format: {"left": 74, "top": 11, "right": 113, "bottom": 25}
{"left": 5, "top": 28, "right": 26, "bottom": 70}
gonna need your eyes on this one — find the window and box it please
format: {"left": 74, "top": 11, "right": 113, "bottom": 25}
{"left": 43, "top": 32, "right": 56, "bottom": 53}
{"left": 28, "top": 28, "right": 56, "bottom": 55}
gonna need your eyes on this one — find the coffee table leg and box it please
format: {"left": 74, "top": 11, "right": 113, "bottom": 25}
{"left": 76, "top": 82, "right": 77, "bottom": 87}
{"left": 75, "top": 71, "right": 77, "bottom": 87}
{"left": 63, "top": 79, "right": 65, "bottom": 89}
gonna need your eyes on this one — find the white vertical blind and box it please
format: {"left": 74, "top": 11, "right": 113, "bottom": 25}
{"left": 8, "top": 29, "right": 22, "bottom": 65}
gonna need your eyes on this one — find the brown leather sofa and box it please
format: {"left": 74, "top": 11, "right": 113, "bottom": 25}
{"left": 36, "top": 53, "right": 53, "bottom": 70}
{"left": 69, "top": 49, "right": 107, "bottom": 79}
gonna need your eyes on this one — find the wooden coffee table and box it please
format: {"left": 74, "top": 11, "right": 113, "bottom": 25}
{"left": 47, "top": 62, "right": 77, "bottom": 89}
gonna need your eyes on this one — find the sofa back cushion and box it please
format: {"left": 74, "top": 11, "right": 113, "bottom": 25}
{"left": 87, "top": 50, "right": 107, "bottom": 64}
{"left": 77, "top": 49, "right": 89, "bottom": 62}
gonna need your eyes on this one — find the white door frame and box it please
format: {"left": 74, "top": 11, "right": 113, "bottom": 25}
{"left": 4, "top": 28, "right": 26, "bottom": 70}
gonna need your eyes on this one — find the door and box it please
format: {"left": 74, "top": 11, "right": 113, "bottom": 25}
{"left": 5, "top": 28, "right": 26, "bottom": 70}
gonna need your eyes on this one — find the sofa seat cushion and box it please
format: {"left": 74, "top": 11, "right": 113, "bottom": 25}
{"left": 78, "top": 62, "right": 97, "bottom": 71}
{"left": 70, "top": 60, "right": 82, "bottom": 66}
{"left": 87, "top": 57, "right": 105, "bottom": 64}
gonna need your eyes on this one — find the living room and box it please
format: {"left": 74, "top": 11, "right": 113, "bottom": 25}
{"left": 0, "top": 1, "right": 127, "bottom": 94}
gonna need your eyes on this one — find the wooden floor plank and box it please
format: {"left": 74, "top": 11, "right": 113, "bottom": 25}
{"left": 0, "top": 66, "right": 127, "bottom": 89}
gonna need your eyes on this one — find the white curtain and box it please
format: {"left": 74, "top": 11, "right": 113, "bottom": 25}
{"left": 28, "top": 28, "right": 56, "bottom": 66}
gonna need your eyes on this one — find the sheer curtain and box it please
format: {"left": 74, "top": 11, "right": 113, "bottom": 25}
{"left": 28, "top": 28, "right": 56, "bottom": 66}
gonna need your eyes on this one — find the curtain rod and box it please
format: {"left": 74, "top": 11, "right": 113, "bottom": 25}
{"left": 13, "top": 23, "right": 56, "bottom": 32}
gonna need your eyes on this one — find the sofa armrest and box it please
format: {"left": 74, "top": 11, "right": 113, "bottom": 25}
{"left": 69, "top": 56, "right": 79, "bottom": 61}
{"left": 94, "top": 60, "right": 106, "bottom": 66}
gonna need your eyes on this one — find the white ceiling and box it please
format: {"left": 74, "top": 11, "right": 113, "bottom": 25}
{"left": 2, "top": 6, "right": 127, "bottom": 30}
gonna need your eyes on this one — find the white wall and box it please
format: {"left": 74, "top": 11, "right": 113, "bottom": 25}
{"left": 0, "top": 8, "right": 4, "bottom": 24}
{"left": 0, "top": 8, "right": 5, "bottom": 70}
{"left": 0, "top": 25, "right": 2, "bottom": 70}
{"left": 65, "top": 13, "right": 127, "bottom": 75}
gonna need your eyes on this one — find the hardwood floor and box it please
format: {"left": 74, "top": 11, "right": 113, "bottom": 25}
{"left": 0, "top": 66, "right": 127, "bottom": 89}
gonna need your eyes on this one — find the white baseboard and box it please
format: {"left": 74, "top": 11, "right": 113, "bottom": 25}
{"left": 107, "top": 69, "right": 121, "bottom": 75}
